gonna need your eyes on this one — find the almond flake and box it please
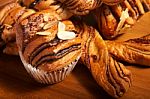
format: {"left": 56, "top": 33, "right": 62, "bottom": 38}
{"left": 36, "top": 31, "right": 51, "bottom": 36}
{"left": 39, "top": 23, "right": 45, "bottom": 27}
{"left": 43, "top": 21, "right": 58, "bottom": 30}
{"left": 120, "top": 8, "right": 129, "bottom": 20}
{"left": 116, "top": 8, "right": 129, "bottom": 32}
{"left": 43, "top": 15, "right": 49, "bottom": 21}
{"left": 4, "top": 24, "right": 12, "bottom": 28}
{"left": 58, "top": 21, "right": 66, "bottom": 31}
{"left": 57, "top": 31, "right": 76, "bottom": 40}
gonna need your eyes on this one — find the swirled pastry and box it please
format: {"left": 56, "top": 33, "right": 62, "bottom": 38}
{"left": 80, "top": 22, "right": 132, "bottom": 98}
{"left": 0, "top": 3, "right": 36, "bottom": 55}
{"left": 106, "top": 34, "right": 150, "bottom": 66}
{"left": 95, "top": 0, "right": 150, "bottom": 39}
{"left": 15, "top": 10, "right": 82, "bottom": 83}
{"left": 20, "top": 0, "right": 73, "bottom": 20}
{"left": 20, "top": 0, "right": 123, "bottom": 17}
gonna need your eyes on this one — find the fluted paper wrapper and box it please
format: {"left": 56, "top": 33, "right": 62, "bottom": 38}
{"left": 19, "top": 51, "right": 80, "bottom": 84}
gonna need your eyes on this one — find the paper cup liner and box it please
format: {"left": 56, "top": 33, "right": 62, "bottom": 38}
{"left": 19, "top": 51, "right": 80, "bottom": 84}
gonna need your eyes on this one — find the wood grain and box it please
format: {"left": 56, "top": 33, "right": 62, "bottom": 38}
{"left": 0, "top": 0, "right": 150, "bottom": 99}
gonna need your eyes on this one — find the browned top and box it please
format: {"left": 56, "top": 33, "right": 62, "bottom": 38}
{"left": 16, "top": 13, "right": 81, "bottom": 71}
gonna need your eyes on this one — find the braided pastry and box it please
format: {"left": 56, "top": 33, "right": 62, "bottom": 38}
{"left": 19, "top": 0, "right": 73, "bottom": 19}
{"left": 20, "top": 0, "right": 123, "bottom": 17}
{"left": 0, "top": 3, "right": 36, "bottom": 55}
{"left": 57, "top": 0, "right": 125, "bottom": 15}
{"left": 106, "top": 34, "right": 150, "bottom": 66}
{"left": 81, "top": 25, "right": 150, "bottom": 98}
{"left": 80, "top": 23, "right": 132, "bottom": 98}
{"left": 95, "top": 0, "right": 150, "bottom": 39}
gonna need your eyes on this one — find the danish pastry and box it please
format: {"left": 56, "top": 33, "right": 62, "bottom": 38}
{"left": 95, "top": 0, "right": 150, "bottom": 39}
{"left": 15, "top": 10, "right": 82, "bottom": 84}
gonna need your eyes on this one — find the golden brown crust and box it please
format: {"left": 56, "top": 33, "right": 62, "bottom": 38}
{"left": 81, "top": 23, "right": 132, "bottom": 98}
{"left": 95, "top": 4, "right": 119, "bottom": 39}
{"left": 0, "top": 3, "right": 36, "bottom": 55}
{"left": 1, "top": 6, "right": 26, "bottom": 42}
{"left": 21, "top": 0, "right": 55, "bottom": 9}
{"left": 15, "top": 11, "right": 82, "bottom": 71}
{"left": 3, "top": 7, "right": 25, "bottom": 25}
{"left": 56, "top": 0, "right": 102, "bottom": 15}
{"left": 95, "top": 0, "right": 150, "bottom": 39}
{"left": 0, "top": 3, "right": 21, "bottom": 24}
{"left": 106, "top": 34, "right": 150, "bottom": 66}
{"left": 20, "top": 0, "right": 123, "bottom": 17}
{"left": 18, "top": 9, "right": 36, "bottom": 23}
{"left": 20, "top": 0, "right": 73, "bottom": 20}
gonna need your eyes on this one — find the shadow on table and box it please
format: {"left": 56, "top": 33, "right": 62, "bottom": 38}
{"left": 72, "top": 62, "right": 114, "bottom": 99}
{"left": 0, "top": 53, "right": 49, "bottom": 95}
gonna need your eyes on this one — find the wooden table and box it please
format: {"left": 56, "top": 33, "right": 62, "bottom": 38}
{"left": 0, "top": 1, "right": 150, "bottom": 99}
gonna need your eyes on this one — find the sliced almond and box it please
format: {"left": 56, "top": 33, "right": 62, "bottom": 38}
{"left": 58, "top": 21, "right": 66, "bottom": 31}
{"left": 43, "top": 14, "right": 49, "bottom": 21}
{"left": 119, "top": 8, "right": 129, "bottom": 21}
{"left": 36, "top": 31, "right": 51, "bottom": 36}
{"left": 57, "top": 31, "right": 76, "bottom": 40}
{"left": 43, "top": 23, "right": 52, "bottom": 30}
{"left": 43, "top": 21, "right": 58, "bottom": 30}
{"left": 116, "top": 8, "right": 129, "bottom": 32}
{"left": 4, "top": 24, "right": 12, "bottom": 28}
{"left": 39, "top": 23, "right": 45, "bottom": 27}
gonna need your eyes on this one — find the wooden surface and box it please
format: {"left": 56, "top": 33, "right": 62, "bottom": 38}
{"left": 0, "top": 1, "right": 150, "bottom": 99}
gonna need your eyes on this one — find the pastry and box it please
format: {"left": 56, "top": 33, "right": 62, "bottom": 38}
{"left": 15, "top": 10, "right": 81, "bottom": 84}
{"left": 20, "top": 0, "right": 123, "bottom": 17}
{"left": 95, "top": 0, "right": 150, "bottom": 39}
{"left": 0, "top": 3, "right": 21, "bottom": 43}
{"left": 57, "top": 0, "right": 102, "bottom": 15}
{"left": 80, "top": 22, "right": 132, "bottom": 98}
{"left": 0, "top": 3, "right": 36, "bottom": 55}
{"left": 106, "top": 34, "right": 150, "bottom": 66}
{"left": 95, "top": 4, "right": 119, "bottom": 39}
{"left": 19, "top": 0, "right": 73, "bottom": 20}
{"left": 57, "top": 0, "right": 124, "bottom": 15}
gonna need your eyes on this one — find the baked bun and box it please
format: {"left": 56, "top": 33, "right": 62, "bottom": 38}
{"left": 0, "top": 3, "right": 35, "bottom": 55}
{"left": 15, "top": 10, "right": 81, "bottom": 84}
{"left": 20, "top": 0, "right": 73, "bottom": 20}
{"left": 57, "top": 0, "right": 102, "bottom": 15}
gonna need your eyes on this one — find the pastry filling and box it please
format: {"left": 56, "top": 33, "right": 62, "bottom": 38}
{"left": 29, "top": 38, "right": 63, "bottom": 63}
{"left": 33, "top": 44, "right": 81, "bottom": 67}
